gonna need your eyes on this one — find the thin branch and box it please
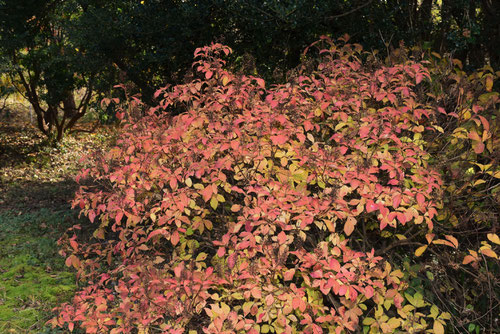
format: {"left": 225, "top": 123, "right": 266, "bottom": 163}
{"left": 325, "top": 0, "right": 374, "bottom": 21}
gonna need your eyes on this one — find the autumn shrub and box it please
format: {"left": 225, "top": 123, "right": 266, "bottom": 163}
{"left": 51, "top": 37, "right": 499, "bottom": 333}
{"left": 378, "top": 46, "right": 500, "bottom": 332}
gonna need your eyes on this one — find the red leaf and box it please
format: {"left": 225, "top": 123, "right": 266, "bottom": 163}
{"left": 270, "top": 135, "right": 288, "bottom": 145}
{"left": 338, "top": 285, "right": 347, "bottom": 296}
{"left": 473, "top": 142, "right": 484, "bottom": 154}
{"left": 359, "top": 126, "right": 370, "bottom": 138}
{"left": 171, "top": 230, "right": 180, "bottom": 246}
{"left": 115, "top": 211, "right": 123, "bottom": 224}
{"left": 169, "top": 177, "right": 178, "bottom": 190}
{"left": 200, "top": 186, "right": 213, "bottom": 202}
{"left": 88, "top": 210, "right": 96, "bottom": 223}
{"left": 227, "top": 252, "right": 237, "bottom": 269}
{"left": 392, "top": 194, "right": 401, "bottom": 208}
{"left": 365, "top": 285, "right": 374, "bottom": 299}
{"left": 468, "top": 131, "right": 481, "bottom": 141}
{"left": 217, "top": 247, "right": 226, "bottom": 257}
{"left": 147, "top": 228, "right": 168, "bottom": 241}
{"left": 205, "top": 70, "right": 213, "bottom": 79}
{"left": 366, "top": 200, "right": 377, "bottom": 213}
{"left": 416, "top": 73, "right": 423, "bottom": 84}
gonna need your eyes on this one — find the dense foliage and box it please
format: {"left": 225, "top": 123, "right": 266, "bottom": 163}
{"left": 50, "top": 38, "right": 499, "bottom": 333}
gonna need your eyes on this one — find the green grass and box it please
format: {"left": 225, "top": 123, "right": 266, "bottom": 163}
{"left": 0, "top": 208, "right": 78, "bottom": 333}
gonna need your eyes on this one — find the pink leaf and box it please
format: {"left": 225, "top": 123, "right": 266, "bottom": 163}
{"left": 365, "top": 285, "right": 374, "bottom": 299}
{"left": 88, "top": 210, "right": 96, "bottom": 223}
{"left": 217, "top": 247, "right": 226, "bottom": 257}
{"left": 227, "top": 252, "right": 237, "bottom": 269}
{"left": 359, "top": 126, "right": 370, "bottom": 138}
{"left": 277, "top": 231, "right": 287, "bottom": 244}
{"left": 366, "top": 200, "right": 377, "bottom": 213}
{"left": 200, "top": 186, "right": 213, "bottom": 202}
{"left": 171, "top": 230, "right": 179, "bottom": 246}
{"left": 270, "top": 135, "right": 288, "bottom": 145}
{"left": 265, "top": 294, "right": 274, "bottom": 306}
{"left": 392, "top": 194, "right": 401, "bottom": 208}
{"left": 416, "top": 193, "right": 425, "bottom": 207}
{"left": 473, "top": 142, "right": 484, "bottom": 154}
{"left": 115, "top": 211, "right": 123, "bottom": 224}
{"left": 147, "top": 229, "right": 168, "bottom": 241}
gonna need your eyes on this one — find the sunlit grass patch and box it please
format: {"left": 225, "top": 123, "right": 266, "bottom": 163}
{"left": 0, "top": 209, "right": 78, "bottom": 333}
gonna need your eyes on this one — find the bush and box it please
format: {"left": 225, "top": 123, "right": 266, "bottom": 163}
{"left": 51, "top": 38, "right": 499, "bottom": 333}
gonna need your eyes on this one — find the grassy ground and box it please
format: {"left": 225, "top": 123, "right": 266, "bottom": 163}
{"left": 0, "top": 113, "right": 113, "bottom": 333}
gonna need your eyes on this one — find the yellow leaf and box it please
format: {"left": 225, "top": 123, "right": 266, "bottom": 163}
{"left": 210, "top": 197, "right": 218, "bottom": 210}
{"left": 387, "top": 317, "right": 400, "bottom": 328}
{"left": 487, "top": 233, "right": 500, "bottom": 245}
{"left": 433, "top": 320, "right": 445, "bottom": 334}
{"left": 415, "top": 245, "right": 428, "bottom": 257}
{"left": 473, "top": 179, "right": 486, "bottom": 186}
{"left": 480, "top": 247, "right": 498, "bottom": 258}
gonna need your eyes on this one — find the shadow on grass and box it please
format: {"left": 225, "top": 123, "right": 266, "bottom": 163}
{"left": 0, "top": 178, "right": 78, "bottom": 213}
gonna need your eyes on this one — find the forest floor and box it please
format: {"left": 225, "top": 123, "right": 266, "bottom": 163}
{"left": 0, "top": 111, "right": 113, "bottom": 333}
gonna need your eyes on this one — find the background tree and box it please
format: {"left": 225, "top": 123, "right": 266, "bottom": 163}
{"left": 0, "top": 0, "right": 94, "bottom": 142}
{"left": 67, "top": 0, "right": 498, "bottom": 107}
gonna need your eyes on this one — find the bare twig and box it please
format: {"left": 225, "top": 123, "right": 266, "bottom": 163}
{"left": 325, "top": 0, "right": 375, "bottom": 20}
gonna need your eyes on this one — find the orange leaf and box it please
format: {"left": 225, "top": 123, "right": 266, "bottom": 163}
{"left": 462, "top": 255, "right": 477, "bottom": 265}
{"left": 480, "top": 248, "right": 498, "bottom": 259}
{"left": 200, "top": 186, "right": 213, "bottom": 202}
{"left": 444, "top": 235, "right": 459, "bottom": 248}
{"left": 344, "top": 216, "right": 356, "bottom": 236}
{"left": 473, "top": 141, "right": 485, "bottom": 154}
{"left": 468, "top": 131, "right": 481, "bottom": 141}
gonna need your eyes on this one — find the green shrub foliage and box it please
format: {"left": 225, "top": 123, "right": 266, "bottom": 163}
{"left": 51, "top": 37, "right": 499, "bottom": 333}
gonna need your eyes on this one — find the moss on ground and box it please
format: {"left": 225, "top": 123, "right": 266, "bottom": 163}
{"left": 0, "top": 209, "right": 77, "bottom": 333}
